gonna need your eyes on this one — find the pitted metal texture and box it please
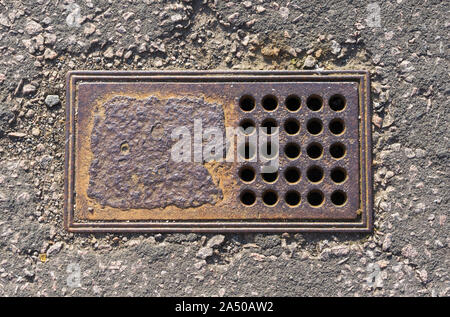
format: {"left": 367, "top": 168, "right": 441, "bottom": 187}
{"left": 88, "top": 95, "right": 224, "bottom": 209}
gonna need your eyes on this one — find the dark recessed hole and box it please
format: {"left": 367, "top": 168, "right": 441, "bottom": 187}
{"left": 306, "top": 95, "right": 323, "bottom": 111}
{"left": 239, "top": 95, "right": 255, "bottom": 112}
{"left": 262, "top": 190, "right": 278, "bottom": 206}
{"left": 262, "top": 171, "right": 278, "bottom": 183}
{"left": 262, "top": 95, "right": 278, "bottom": 111}
{"left": 285, "top": 190, "right": 301, "bottom": 207}
{"left": 330, "top": 167, "right": 347, "bottom": 183}
{"left": 306, "top": 118, "right": 323, "bottom": 135}
{"left": 261, "top": 118, "right": 278, "bottom": 135}
{"left": 284, "top": 118, "right": 300, "bottom": 135}
{"left": 307, "top": 190, "right": 324, "bottom": 207}
{"left": 330, "top": 142, "right": 346, "bottom": 159}
{"left": 120, "top": 142, "right": 130, "bottom": 154}
{"left": 329, "top": 94, "right": 346, "bottom": 111}
{"left": 239, "top": 119, "right": 256, "bottom": 135}
{"left": 306, "top": 165, "right": 324, "bottom": 183}
{"left": 285, "top": 95, "right": 301, "bottom": 112}
{"left": 239, "top": 165, "right": 256, "bottom": 183}
{"left": 238, "top": 142, "right": 256, "bottom": 160}
{"left": 306, "top": 142, "right": 323, "bottom": 159}
{"left": 331, "top": 190, "right": 347, "bottom": 206}
{"left": 261, "top": 141, "right": 278, "bottom": 160}
{"left": 329, "top": 118, "right": 345, "bottom": 135}
{"left": 284, "top": 142, "right": 300, "bottom": 159}
{"left": 240, "top": 190, "right": 256, "bottom": 206}
{"left": 284, "top": 166, "right": 301, "bottom": 184}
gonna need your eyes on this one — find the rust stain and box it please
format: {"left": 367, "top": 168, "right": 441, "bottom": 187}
{"left": 76, "top": 87, "right": 242, "bottom": 221}
{"left": 87, "top": 95, "right": 225, "bottom": 209}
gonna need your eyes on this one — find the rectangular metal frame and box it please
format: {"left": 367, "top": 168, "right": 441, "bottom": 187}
{"left": 65, "top": 70, "right": 373, "bottom": 233}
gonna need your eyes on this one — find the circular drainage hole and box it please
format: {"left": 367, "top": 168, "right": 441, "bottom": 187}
{"left": 239, "top": 165, "right": 256, "bottom": 183}
{"left": 262, "top": 171, "right": 278, "bottom": 183}
{"left": 306, "top": 165, "right": 324, "bottom": 183}
{"left": 285, "top": 190, "right": 301, "bottom": 207}
{"left": 329, "top": 94, "right": 346, "bottom": 111}
{"left": 240, "top": 190, "right": 256, "bottom": 206}
{"left": 306, "top": 95, "right": 323, "bottom": 111}
{"left": 306, "top": 118, "right": 323, "bottom": 135}
{"left": 284, "top": 142, "right": 301, "bottom": 159}
{"left": 239, "top": 119, "right": 256, "bottom": 135}
{"left": 262, "top": 190, "right": 278, "bottom": 206}
{"left": 330, "top": 142, "right": 346, "bottom": 159}
{"left": 262, "top": 95, "right": 278, "bottom": 111}
{"left": 284, "top": 118, "right": 300, "bottom": 135}
{"left": 239, "top": 95, "right": 255, "bottom": 112}
{"left": 330, "top": 167, "right": 347, "bottom": 183}
{"left": 329, "top": 118, "right": 345, "bottom": 135}
{"left": 261, "top": 118, "right": 278, "bottom": 135}
{"left": 284, "top": 166, "right": 301, "bottom": 184}
{"left": 285, "top": 95, "right": 301, "bottom": 112}
{"left": 331, "top": 190, "right": 347, "bottom": 206}
{"left": 306, "top": 142, "right": 323, "bottom": 159}
{"left": 307, "top": 190, "right": 324, "bottom": 207}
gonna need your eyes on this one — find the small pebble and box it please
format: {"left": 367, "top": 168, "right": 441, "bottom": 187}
{"left": 45, "top": 95, "right": 60, "bottom": 108}
{"left": 303, "top": 55, "right": 317, "bottom": 68}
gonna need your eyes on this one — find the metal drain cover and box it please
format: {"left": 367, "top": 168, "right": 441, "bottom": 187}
{"left": 65, "top": 71, "right": 373, "bottom": 232}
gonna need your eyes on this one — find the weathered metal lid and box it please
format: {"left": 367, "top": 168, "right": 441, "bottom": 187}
{"left": 65, "top": 70, "right": 373, "bottom": 232}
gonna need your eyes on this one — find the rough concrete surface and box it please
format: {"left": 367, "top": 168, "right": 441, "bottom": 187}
{"left": 0, "top": 0, "right": 448, "bottom": 297}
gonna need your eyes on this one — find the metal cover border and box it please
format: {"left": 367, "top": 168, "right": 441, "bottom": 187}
{"left": 64, "top": 70, "right": 373, "bottom": 233}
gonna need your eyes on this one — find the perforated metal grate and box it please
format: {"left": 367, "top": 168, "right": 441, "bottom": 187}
{"left": 65, "top": 71, "right": 373, "bottom": 232}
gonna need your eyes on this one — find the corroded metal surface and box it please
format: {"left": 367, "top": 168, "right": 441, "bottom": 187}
{"left": 88, "top": 95, "right": 224, "bottom": 209}
{"left": 65, "top": 70, "right": 373, "bottom": 232}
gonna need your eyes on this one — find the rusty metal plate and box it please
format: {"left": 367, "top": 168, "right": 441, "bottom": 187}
{"left": 65, "top": 70, "right": 373, "bottom": 233}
